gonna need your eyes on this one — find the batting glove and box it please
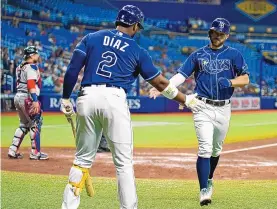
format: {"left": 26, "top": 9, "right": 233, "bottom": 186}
{"left": 218, "top": 77, "right": 232, "bottom": 88}
{"left": 60, "top": 98, "right": 75, "bottom": 118}
{"left": 185, "top": 93, "right": 204, "bottom": 112}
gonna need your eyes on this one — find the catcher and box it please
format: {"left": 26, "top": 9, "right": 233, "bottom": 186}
{"left": 8, "top": 46, "right": 48, "bottom": 160}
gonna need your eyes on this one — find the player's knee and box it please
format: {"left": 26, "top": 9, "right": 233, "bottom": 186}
{"left": 17, "top": 126, "right": 29, "bottom": 135}
{"left": 198, "top": 145, "right": 213, "bottom": 158}
{"left": 212, "top": 148, "right": 222, "bottom": 157}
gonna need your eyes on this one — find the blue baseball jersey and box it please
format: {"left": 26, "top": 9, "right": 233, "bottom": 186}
{"left": 177, "top": 45, "right": 249, "bottom": 100}
{"left": 75, "top": 29, "right": 160, "bottom": 91}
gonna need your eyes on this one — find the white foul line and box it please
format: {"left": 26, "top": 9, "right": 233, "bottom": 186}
{"left": 222, "top": 143, "right": 277, "bottom": 154}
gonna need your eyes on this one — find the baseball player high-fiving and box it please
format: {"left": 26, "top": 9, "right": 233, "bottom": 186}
{"left": 8, "top": 46, "right": 48, "bottom": 160}
{"left": 150, "top": 18, "right": 250, "bottom": 206}
{"left": 60, "top": 5, "right": 200, "bottom": 209}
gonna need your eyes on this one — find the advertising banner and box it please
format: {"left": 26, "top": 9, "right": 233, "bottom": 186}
{"left": 231, "top": 97, "right": 260, "bottom": 110}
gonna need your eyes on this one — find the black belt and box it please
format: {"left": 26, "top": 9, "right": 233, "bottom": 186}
{"left": 17, "top": 90, "right": 28, "bottom": 94}
{"left": 82, "top": 84, "right": 127, "bottom": 93}
{"left": 196, "top": 96, "right": 230, "bottom": 107}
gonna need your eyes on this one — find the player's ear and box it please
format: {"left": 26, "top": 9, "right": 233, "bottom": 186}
{"left": 132, "top": 24, "right": 136, "bottom": 32}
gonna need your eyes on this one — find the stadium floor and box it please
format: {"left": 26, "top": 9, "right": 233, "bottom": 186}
{"left": 2, "top": 137, "right": 277, "bottom": 180}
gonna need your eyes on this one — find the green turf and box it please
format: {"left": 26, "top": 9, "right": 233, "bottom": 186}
{"left": 1, "top": 171, "right": 276, "bottom": 209}
{"left": 1, "top": 112, "right": 277, "bottom": 148}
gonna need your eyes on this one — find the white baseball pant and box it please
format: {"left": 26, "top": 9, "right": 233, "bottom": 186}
{"left": 193, "top": 100, "right": 231, "bottom": 158}
{"left": 62, "top": 85, "right": 137, "bottom": 209}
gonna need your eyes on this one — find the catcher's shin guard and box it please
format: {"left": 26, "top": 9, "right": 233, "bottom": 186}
{"left": 30, "top": 115, "right": 42, "bottom": 153}
{"left": 9, "top": 126, "right": 29, "bottom": 154}
{"left": 68, "top": 165, "right": 95, "bottom": 197}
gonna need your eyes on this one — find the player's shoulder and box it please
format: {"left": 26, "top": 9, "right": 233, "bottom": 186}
{"left": 136, "top": 45, "right": 152, "bottom": 59}
{"left": 189, "top": 46, "right": 206, "bottom": 58}
{"left": 225, "top": 45, "right": 238, "bottom": 52}
{"left": 25, "top": 63, "right": 39, "bottom": 71}
{"left": 225, "top": 46, "right": 242, "bottom": 56}
{"left": 85, "top": 30, "right": 107, "bottom": 39}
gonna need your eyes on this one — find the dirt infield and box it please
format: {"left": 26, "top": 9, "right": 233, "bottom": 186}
{"left": 2, "top": 138, "right": 277, "bottom": 180}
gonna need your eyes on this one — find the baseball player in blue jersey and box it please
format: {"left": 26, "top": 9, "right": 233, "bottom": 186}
{"left": 60, "top": 5, "right": 201, "bottom": 209}
{"left": 150, "top": 18, "right": 250, "bottom": 206}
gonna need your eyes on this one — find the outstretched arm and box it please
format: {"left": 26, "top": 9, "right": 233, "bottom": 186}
{"left": 149, "top": 74, "right": 202, "bottom": 111}
{"left": 149, "top": 73, "right": 186, "bottom": 99}
{"left": 230, "top": 74, "right": 249, "bottom": 87}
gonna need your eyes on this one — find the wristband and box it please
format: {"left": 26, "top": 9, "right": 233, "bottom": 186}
{"left": 161, "top": 82, "right": 179, "bottom": 99}
{"left": 30, "top": 93, "right": 38, "bottom": 102}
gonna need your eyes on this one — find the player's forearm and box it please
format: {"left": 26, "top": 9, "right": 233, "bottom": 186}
{"left": 169, "top": 73, "right": 186, "bottom": 87}
{"left": 27, "top": 80, "right": 38, "bottom": 101}
{"left": 63, "top": 70, "right": 79, "bottom": 99}
{"left": 230, "top": 74, "right": 249, "bottom": 87}
{"left": 62, "top": 50, "right": 86, "bottom": 99}
{"left": 149, "top": 74, "right": 170, "bottom": 92}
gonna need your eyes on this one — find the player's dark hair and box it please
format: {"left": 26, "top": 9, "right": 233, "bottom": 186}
{"left": 115, "top": 21, "right": 132, "bottom": 28}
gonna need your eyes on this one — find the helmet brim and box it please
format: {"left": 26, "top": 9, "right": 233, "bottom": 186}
{"left": 209, "top": 27, "right": 227, "bottom": 35}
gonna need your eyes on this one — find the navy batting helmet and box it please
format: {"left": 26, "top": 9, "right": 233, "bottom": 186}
{"left": 210, "top": 18, "right": 230, "bottom": 34}
{"left": 116, "top": 5, "right": 144, "bottom": 29}
{"left": 23, "top": 46, "right": 39, "bottom": 59}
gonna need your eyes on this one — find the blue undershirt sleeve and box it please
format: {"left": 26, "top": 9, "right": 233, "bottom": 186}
{"left": 62, "top": 50, "right": 86, "bottom": 99}
{"left": 62, "top": 35, "right": 89, "bottom": 98}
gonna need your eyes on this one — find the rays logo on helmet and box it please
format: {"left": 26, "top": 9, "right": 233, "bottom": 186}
{"left": 219, "top": 21, "right": 225, "bottom": 29}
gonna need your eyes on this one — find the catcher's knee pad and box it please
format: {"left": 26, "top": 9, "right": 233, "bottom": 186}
{"left": 68, "top": 165, "right": 94, "bottom": 197}
{"left": 10, "top": 126, "right": 29, "bottom": 151}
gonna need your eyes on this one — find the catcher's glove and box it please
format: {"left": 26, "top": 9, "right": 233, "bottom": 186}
{"left": 25, "top": 98, "right": 42, "bottom": 119}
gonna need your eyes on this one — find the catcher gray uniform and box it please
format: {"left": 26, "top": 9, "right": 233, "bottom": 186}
{"left": 8, "top": 46, "right": 48, "bottom": 160}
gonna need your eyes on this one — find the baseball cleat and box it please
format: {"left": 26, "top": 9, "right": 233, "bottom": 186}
{"left": 207, "top": 179, "right": 213, "bottom": 200}
{"left": 29, "top": 152, "right": 49, "bottom": 160}
{"left": 8, "top": 150, "right": 24, "bottom": 159}
{"left": 97, "top": 147, "right": 111, "bottom": 153}
{"left": 200, "top": 188, "right": 212, "bottom": 206}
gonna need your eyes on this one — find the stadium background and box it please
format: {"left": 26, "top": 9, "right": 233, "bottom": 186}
{"left": 1, "top": 0, "right": 277, "bottom": 209}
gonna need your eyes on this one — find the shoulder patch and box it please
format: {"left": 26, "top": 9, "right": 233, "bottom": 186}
{"left": 30, "top": 64, "right": 38, "bottom": 71}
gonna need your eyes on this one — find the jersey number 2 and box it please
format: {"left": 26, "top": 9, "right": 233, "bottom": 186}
{"left": 96, "top": 51, "right": 117, "bottom": 78}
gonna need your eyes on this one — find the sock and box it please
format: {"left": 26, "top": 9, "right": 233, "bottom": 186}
{"left": 197, "top": 156, "right": 210, "bottom": 190}
{"left": 209, "top": 155, "right": 220, "bottom": 179}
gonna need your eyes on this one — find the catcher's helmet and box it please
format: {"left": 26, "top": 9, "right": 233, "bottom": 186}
{"left": 116, "top": 5, "right": 144, "bottom": 29}
{"left": 210, "top": 18, "right": 230, "bottom": 34}
{"left": 23, "top": 46, "right": 39, "bottom": 59}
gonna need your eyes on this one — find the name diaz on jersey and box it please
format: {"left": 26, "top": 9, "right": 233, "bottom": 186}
{"left": 103, "top": 36, "right": 129, "bottom": 52}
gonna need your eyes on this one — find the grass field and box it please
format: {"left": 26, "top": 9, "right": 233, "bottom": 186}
{"left": 2, "top": 171, "right": 277, "bottom": 209}
{"left": 1, "top": 112, "right": 277, "bottom": 148}
{"left": 1, "top": 111, "right": 277, "bottom": 209}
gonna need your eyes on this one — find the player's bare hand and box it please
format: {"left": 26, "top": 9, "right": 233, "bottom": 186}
{"left": 30, "top": 101, "right": 40, "bottom": 115}
{"left": 185, "top": 93, "right": 205, "bottom": 112}
{"left": 149, "top": 87, "right": 161, "bottom": 99}
{"left": 60, "top": 98, "right": 75, "bottom": 118}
